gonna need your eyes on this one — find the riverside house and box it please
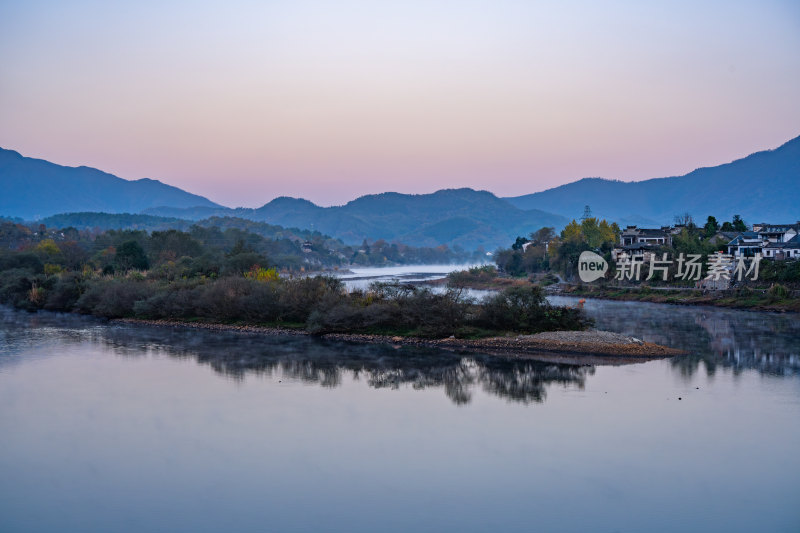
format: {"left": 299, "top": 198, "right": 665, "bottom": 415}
{"left": 763, "top": 234, "right": 800, "bottom": 260}
{"left": 727, "top": 231, "right": 764, "bottom": 258}
{"left": 728, "top": 222, "right": 800, "bottom": 260}
{"left": 612, "top": 226, "right": 672, "bottom": 262}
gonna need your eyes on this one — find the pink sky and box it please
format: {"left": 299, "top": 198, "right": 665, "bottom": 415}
{"left": 1, "top": 1, "right": 799, "bottom": 207}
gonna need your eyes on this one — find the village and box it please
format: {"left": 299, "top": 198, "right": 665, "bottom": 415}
{"left": 497, "top": 215, "right": 800, "bottom": 299}
{"left": 605, "top": 221, "right": 800, "bottom": 289}
{"left": 612, "top": 222, "right": 800, "bottom": 262}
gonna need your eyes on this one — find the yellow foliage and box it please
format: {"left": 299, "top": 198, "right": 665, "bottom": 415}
{"left": 35, "top": 239, "right": 61, "bottom": 256}
{"left": 561, "top": 218, "right": 618, "bottom": 248}
{"left": 561, "top": 220, "right": 584, "bottom": 243}
{"left": 44, "top": 263, "right": 64, "bottom": 276}
{"left": 244, "top": 266, "right": 280, "bottom": 282}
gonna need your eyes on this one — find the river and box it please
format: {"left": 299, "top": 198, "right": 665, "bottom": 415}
{"left": 1, "top": 265, "right": 798, "bottom": 532}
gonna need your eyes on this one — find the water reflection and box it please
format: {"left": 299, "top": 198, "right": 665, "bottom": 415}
{"left": 3, "top": 295, "right": 799, "bottom": 409}
{"left": 550, "top": 296, "right": 800, "bottom": 377}
{"left": 0, "top": 307, "right": 591, "bottom": 405}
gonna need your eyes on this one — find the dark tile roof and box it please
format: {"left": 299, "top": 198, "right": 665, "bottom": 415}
{"left": 728, "top": 232, "right": 761, "bottom": 245}
{"left": 621, "top": 243, "right": 659, "bottom": 250}
{"left": 758, "top": 224, "right": 800, "bottom": 233}
{"left": 712, "top": 231, "right": 739, "bottom": 241}
{"left": 765, "top": 234, "right": 800, "bottom": 249}
{"left": 621, "top": 227, "right": 668, "bottom": 236}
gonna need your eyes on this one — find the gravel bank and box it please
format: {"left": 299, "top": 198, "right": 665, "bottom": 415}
{"left": 523, "top": 330, "right": 645, "bottom": 345}
{"left": 324, "top": 331, "right": 682, "bottom": 359}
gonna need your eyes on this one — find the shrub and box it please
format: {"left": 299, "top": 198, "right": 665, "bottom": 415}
{"left": 447, "top": 265, "right": 497, "bottom": 286}
{"left": 114, "top": 241, "right": 149, "bottom": 271}
{"left": 0, "top": 253, "right": 44, "bottom": 274}
{"left": 244, "top": 265, "right": 280, "bottom": 282}
{"left": 0, "top": 268, "right": 46, "bottom": 310}
{"left": 75, "top": 279, "right": 157, "bottom": 318}
{"left": 191, "top": 277, "right": 282, "bottom": 322}
{"left": 477, "top": 285, "right": 588, "bottom": 333}
{"left": 44, "top": 263, "right": 64, "bottom": 276}
{"left": 768, "top": 284, "right": 789, "bottom": 299}
{"left": 279, "top": 276, "right": 343, "bottom": 323}
{"left": 44, "top": 272, "right": 86, "bottom": 311}
{"left": 133, "top": 280, "right": 204, "bottom": 319}
{"left": 223, "top": 252, "right": 269, "bottom": 275}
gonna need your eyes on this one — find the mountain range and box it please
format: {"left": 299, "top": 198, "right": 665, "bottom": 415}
{"left": 0, "top": 148, "right": 220, "bottom": 219}
{"left": 505, "top": 135, "right": 800, "bottom": 226}
{"left": 143, "top": 189, "right": 567, "bottom": 250}
{"left": 1, "top": 134, "right": 798, "bottom": 249}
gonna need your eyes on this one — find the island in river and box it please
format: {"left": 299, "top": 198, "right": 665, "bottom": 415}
{"left": 115, "top": 318, "right": 685, "bottom": 362}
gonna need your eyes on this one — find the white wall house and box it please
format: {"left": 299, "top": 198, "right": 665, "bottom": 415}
{"left": 727, "top": 232, "right": 764, "bottom": 258}
{"left": 756, "top": 224, "right": 799, "bottom": 243}
{"left": 763, "top": 235, "right": 800, "bottom": 260}
{"left": 727, "top": 223, "right": 800, "bottom": 261}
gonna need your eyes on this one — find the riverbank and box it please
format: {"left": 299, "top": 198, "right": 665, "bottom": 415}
{"left": 423, "top": 276, "right": 535, "bottom": 291}
{"left": 428, "top": 270, "right": 799, "bottom": 313}
{"left": 556, "top": 284, "right": 800, "bottom": 312}
{"left": 113, "top": 318, "right": 685, "bottom": 362}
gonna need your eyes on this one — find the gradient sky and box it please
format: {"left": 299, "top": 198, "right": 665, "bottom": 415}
{"left": 1, "top": 0, "right": 799, "bottom": 207}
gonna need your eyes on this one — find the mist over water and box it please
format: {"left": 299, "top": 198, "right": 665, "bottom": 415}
{"left": 1, "top": 292, "right": 799, "bottom": 532}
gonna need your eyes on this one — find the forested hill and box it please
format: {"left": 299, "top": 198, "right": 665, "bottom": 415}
{"left": 146, "top": 188, "right": 569, "bottom": 250}
{"left": 505, "top": 134, "right": 800, "bottom": 225}
{"left": 0, "top": 148, "right": 220, "bottom": 219}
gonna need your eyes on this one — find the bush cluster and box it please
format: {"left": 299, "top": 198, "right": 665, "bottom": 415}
{"left": 307, "top": 283, "right": 589, "bottom": 337}
{"left": 0, "top": 265, "right": 589, "bottom": 337}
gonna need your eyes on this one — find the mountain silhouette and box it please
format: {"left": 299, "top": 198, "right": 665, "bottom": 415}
{"left": 505, "top": 135, "right": 800, "bottom": 225}
{"left": 0, "top": 148, "right": 219, "bottom": 219}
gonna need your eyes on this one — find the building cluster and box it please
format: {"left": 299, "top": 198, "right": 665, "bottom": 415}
{"left": 727, "top": 223, "right": 800, "bottom": 260}
{"left": 611, "top": 222, "right": 800, "bottom": 262}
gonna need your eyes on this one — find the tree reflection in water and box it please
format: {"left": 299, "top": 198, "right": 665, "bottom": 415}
{"left": 107, "top": 327, "right": 594, "bottom": 405}
{"left": 1, "top": 307, "right": 592, "bottom": 405}
{"left": 4, "top": 300, "right": 799, "bottom": 403}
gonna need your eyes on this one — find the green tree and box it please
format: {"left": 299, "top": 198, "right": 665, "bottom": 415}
{"left": 34, "top": 239, "right": 61, "bottom": 258}
{"left": 703, "top": 216, "right": 720, "bottom": 238}
{"left": 732, "top": 215, "right": 747, "bottom": 232}
{"left": 561, "top": 220, "right": 583, "bottom": 243}
{"left": 529, "top": 227, "right": 555, "bottom": 243}
{"left": 511, "top": 236, "right": 529, "bottom": 250}
{"left": 114, "top": 241, "right": 149, "bottom": 271}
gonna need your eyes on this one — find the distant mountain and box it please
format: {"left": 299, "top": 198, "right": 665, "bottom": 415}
{"left": 37, "top": 212, "right": 195, "bottom": 232}
{"left": 146, "top": 188, "right": 569, "bottom": 250}
{"left": 505, "top": 135, "right": 800, "bottom": 226}
{"left": 36, "top": 212, "right": 338, "bottom": 244}
{"left": 0, "top": 148, "right": 220, "bottom": 219}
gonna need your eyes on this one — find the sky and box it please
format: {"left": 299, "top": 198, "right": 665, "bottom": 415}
{"left": 1, "top": 0, "right": 799, "bottom": 208}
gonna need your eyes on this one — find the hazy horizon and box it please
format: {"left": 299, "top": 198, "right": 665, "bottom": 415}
{"left": 2, "top": 1, "right": 799, "bottom": 207}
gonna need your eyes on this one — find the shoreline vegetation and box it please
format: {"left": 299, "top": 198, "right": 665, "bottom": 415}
{"left": 0, "top": 222, "right": 595, "bottom": 341}
{"left": 441, "top": 265, "right": 800, "bottom": 313}
{"left": 0, "top": 221, "right": 684, "bottom": 358}
{"left": 486, "top": 215, "right": 800, "bottom": 313}
{"left": 0, "top": 258, "right": 591, "bottom": 339}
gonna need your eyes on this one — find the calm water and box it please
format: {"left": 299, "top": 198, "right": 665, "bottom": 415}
{"left": 333, "top": 263, "right": 485, "bottom": 290}
{"left": 1, "top": 293, "right": 799, "bottom": 532}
